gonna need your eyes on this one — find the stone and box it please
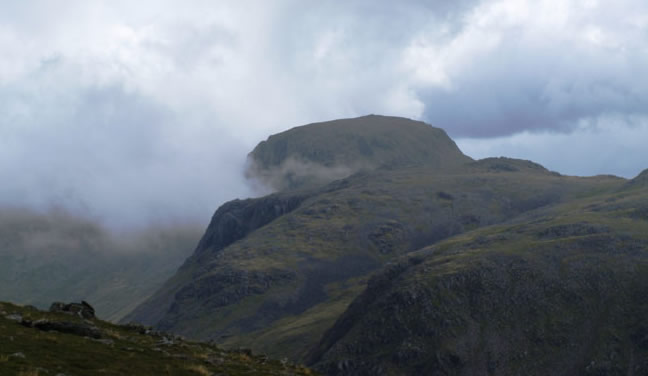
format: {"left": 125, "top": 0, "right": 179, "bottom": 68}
{"left": 93, "top": 338, "right": 114, "bottom": 346}
{"left": 30, "top": 319, "right": 102, "bottom": 339}
{"left": 49, "top": 301, "right": 96, "bottom": 319}
{"left": 4, "top": 313, "right": 22, "bottom": 321}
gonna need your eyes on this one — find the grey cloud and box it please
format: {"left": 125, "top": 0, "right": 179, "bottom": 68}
{"left": 0, "top": 57, "right": 251, "bottom": 229}
{"left": 416, "top": 1, "right": 648, "bottom": 138}
{"left": 1, "top": 0, "right": 648, "bottom": 230}
{"left": 421, "top": 46, "right": 648, "bottom": 137}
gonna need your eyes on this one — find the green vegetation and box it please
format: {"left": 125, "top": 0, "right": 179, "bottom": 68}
{"left": 0, "top": 302, "right": 316, "bottom": 375}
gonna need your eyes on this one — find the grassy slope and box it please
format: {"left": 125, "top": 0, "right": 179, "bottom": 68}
{"left": 0, "top": 302, "right": 316, "bottom": 376}
{"left": 309, "top": 178, "right": 648, "bottom": 375}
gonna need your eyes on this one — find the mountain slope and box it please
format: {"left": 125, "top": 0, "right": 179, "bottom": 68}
{"left": 125, "top": 116, "right": 627, "bottom": 364}
{"left": 308, "top": 181, "right": 648, "bottom": 375}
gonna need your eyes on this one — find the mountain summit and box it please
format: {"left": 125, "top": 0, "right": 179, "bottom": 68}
{"left": 246, "top": 115, "right": 472, "bottom": 191}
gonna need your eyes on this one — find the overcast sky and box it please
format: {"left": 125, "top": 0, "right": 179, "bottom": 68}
{"left": 1, "top": 0, "right": 647, "bottom": 229}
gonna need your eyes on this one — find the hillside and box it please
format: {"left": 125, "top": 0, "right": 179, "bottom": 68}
{"left": 308, "top": 178, "right": 648, "bottom": 375}
{"left": 0, "top": 301, "right": 315, "bottom": 375}
{"left": 125, "top": 115, "right": 637, "bottom": 374}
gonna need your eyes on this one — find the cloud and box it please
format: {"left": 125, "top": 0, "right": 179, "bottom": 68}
{"left": 0, "top": 54, "right": 252, "bottom": 229}
{"left": 1, "top": 0, "right": 647, "bottom": 230}
{"left": 456, "top": 115, "right": 648, "bottom": 178}
{"left": 406, "top": 0, "right": 648, "bottom": 137}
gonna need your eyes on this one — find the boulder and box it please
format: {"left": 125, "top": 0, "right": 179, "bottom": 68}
{"left": 24, "top": 319, "right": 102, "bottom": 339}
{"left": 49, "top": 301, "right": 96, "bottom": 319}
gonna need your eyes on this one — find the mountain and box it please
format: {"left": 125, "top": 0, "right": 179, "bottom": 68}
{"left": 0, "top": 301, "right": 315, "bottom": 375}
{"left": 0, "top": 209, "right": 200, "bottom": 321}
{"left": 245, "top": 115, "right": 472, "bottom": 191}
{"left": 308, "top": 179, "right": 648, "bottom": 375}
{"left": 125, "top": 115, "right": 646, "bottom": 375}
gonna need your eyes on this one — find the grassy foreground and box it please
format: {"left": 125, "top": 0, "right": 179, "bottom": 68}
{"left": 0, "top": 302, "right": 316, "bottom": 376}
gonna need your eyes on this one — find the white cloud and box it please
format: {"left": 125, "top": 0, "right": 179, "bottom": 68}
{"left": 0, "top": 0, "right": 647, "bottom": 229}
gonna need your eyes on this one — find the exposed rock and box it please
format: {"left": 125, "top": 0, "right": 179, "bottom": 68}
{"left": 195, "top": 193, "right": 308, "bottom": 256}
{"left": 49, "top": 301, "right": 95, "bottom": 319}
{"left": 5, "top": 313, "right": 22, "bottom": 321}
{"left": 24, "top": 319, "right": 102, "bottom": 339}
{"left": 93, "top": 338, "right": 115, "bottom": 346}
{"left": 10, "top": 352, "right": 26, "bottom": 359}
{"left": 157, "top": 336, "right": 175, "bottom": 346}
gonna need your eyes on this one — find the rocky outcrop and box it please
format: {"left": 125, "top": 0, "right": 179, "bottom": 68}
{"left": 195, "top": 193, "right": 308, "bottom": 256}
{"left": 122, "top": 192, "right": 310, "bottom": 327}
{"left": 49, "top": 301, "right": 95, "bottom": 319}
{"left": 23, "top": 318, "right": 102, "bottom": 339}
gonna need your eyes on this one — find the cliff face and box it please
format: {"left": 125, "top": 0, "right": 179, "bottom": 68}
{"left": 194, "top": 194, "right": 309, "bottom": 256}
{"left": 122, "top": 192, "right": 311, "bottom": 327}
{"left": 125, "top": 115, "right": 648, "bottom": 375}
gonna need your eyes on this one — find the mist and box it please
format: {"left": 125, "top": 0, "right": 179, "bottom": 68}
{"left": 245, "top": 156, "right": 370, "bottom": 193}
{"left": 0, "top": 206, "right": 204, "bottom": 320}
{"left": 2, "top": 0, "right": 648, "bottom": 232}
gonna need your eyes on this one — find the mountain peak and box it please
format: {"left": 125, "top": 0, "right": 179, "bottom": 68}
{"left": 245, "top": 115, "right": 472, "bottom": 191}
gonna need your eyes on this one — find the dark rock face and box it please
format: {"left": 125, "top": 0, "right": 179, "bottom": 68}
{"left": 195, "top": 193, "right": 308, "bottom": 256}
{"left": 49, "top": 301, "right": 95, "bottom": 319}
{"left": 122, "top": 192, "right": 310, "bottom": 328}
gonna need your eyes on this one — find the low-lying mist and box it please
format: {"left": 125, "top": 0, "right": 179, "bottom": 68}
{"left": 244, "top": 156, "right": 368, "bottom": 193}
{"left": 0, "top": 206, "right": 204, "bottom": 321}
